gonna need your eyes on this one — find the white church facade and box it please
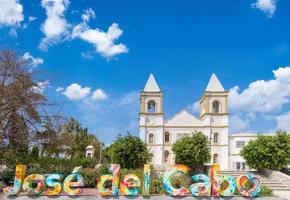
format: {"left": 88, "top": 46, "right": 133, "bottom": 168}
{"left": 139, "top": 73, "right": 263, "bottom": 171}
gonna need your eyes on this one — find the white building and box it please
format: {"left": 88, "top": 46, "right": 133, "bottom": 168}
{"left": 139, "top": 73, "right": 267, "bottom": 171}
{"left": 85, "top": 145, "right": 95, "bottom": 158}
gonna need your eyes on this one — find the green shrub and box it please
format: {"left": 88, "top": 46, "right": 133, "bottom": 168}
{"left": 260, "top": 186, "right": 273, "bottom": 197}
{"left": 81, "top": 168, "right": 98, "bottom": 188}
{"left": 150, "top": 177, "right": 164, "bottom": 194}
{"left": 0, "top": 169, "right": 14, "bottom": 185}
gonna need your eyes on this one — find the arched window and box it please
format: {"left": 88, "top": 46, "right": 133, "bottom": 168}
{"left": 164, "top": 151, "right": 170, "bottom": 162}
{"left": 149, "top": 134, "right": 154, "bottom": 144}
{"left": 149, "top": 155, "right": 153, "bottom": 163}
{"left": 213, "top": 154, "right": 218, "bottom": 163}
{"left": 213, "top": 132, "right": 219, "bottom": 144}
{"left": 165, "top": 132, "right": 170, "bottom": 143}
{"left": 212, "top": 101, "right": 219, "bottom": 113}
{"left": 148, "top": 100, "right": 156, "bottom": 113}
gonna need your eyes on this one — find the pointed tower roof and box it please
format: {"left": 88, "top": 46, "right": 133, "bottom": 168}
{"left": 144, "top": 74, "right": 161, "bottom": 92}
{"left": 205, "top": 73, "right": 225, "bottom": 92}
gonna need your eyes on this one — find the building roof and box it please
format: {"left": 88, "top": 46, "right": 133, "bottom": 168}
{"left": 144, "top": 74, "right": 161, "bottom": 92}
{"left": 86, "top": 145, "right": 94, "bottom": 149}
{"left": 205, "top": 73, "right": 225, "bottom": 92}
{"left": 165, "top": 110, "right": 203, "bottom": 126}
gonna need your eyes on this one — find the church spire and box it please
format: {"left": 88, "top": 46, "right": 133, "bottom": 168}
{"left": 205, "top": 73, "right": 225, "bottom": 92}
{"left": 144, "top": 74, "right": 161, "bottom": 92}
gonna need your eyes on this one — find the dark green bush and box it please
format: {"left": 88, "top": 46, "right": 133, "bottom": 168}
{"left": 0, "top": 169, "right": 14, "bottom": 185}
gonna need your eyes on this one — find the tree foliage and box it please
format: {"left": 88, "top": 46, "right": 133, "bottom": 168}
{"left": 172, "top": 132, "right": 211, "bottom": 168}
{"left": 39, "top": 118, "right": 102, "bottom": 160}
{"left": 107, "top": 134, "right": 150, "bottom": 169}
{"left": 0, "top": 50, "right": 51, "bottom": 163}
{"left": 241, "top": 130, "right": 290, "bottom": 170}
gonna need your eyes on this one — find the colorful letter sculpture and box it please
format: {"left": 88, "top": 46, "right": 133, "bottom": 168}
{"left": 189, "top": 174, "right": 211, "bottom": 196}
{"left": 120, "top": 174, "right": 141, "bottom": 195}
{"left": 45, "top": 174, "right": 63, "bottom": 195}
{"left": 162, "top": 164, "right": 190, "bottom": 196}
{"left": 210, "top": 163, "right": 236, "bottom": 196}
{"left": 23, "top": 174, "right": 46, "bottom": 195}
{"left": 217, "top": 175, "right": 236, "bottom": 196}
{"left": 3, "top": 164, "right": 27, "bottom": 196}
{"left": 236, "top": 174, "right": 262, "bottom": 197}
{"left": 2, "top": 163, "right": 262, "bottom": 197}
{"left": 142, "top": 164, "right": 150, "bottom": 196}
{"left": 210, "top": 163, "right": 221, "bottom": 196}
{"left": 97, "top": 164, "right": 120, "bottom": 196}
{"left": 63, "top": 166, "right": 84, "bottom": 195}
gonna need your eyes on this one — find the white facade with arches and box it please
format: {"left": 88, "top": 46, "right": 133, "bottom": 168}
{"left": 139, "top": 73, "right": 262, "bottom": 171}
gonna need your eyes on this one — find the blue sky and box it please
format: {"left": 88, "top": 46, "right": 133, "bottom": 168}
{"left": 1, "top": 0, "right": 290, "bottom": 143}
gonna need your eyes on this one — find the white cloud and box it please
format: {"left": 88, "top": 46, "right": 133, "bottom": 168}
{"left": 187, "top": 101, "right": 199, "bottom": 114}
{"left": 39, "top": 0, "right": 70, "bottom": 50}
{"left": 275, "top": 111, "right": 290, "bottom": 132}
{"left": 251, "top": 0, "right": 277, "bottom": 17}
{"left": 81, "top": 8, "right": 95, "bottom": 22}
{"left": 0, "top": 0, "right": 24, "bottom": 27}
{"left": 78, "top": 91, "right": 139, "bottom": 143}
{"left": 33, "top": 80, "right": 50, "bottom": 94}
{"left": 29, "top": 16, "right": 37, "bottom": 22}
{"left": 23, "top": 52, "right": 44, "bottom": 68}
{"left": 229, "top": 115, "right": 250, "bottom": 133}
{"left": 55, "top": 86, "right": 64, "bottom": 92}
{"left": 72, "top": 10, "right": 128, "bottom": 58}
{"left": 81, "top": 51, "right": 94, "bottom": 59}
{"left": 91, "top": 89, "right": 108, "bottom": 101}
{"left": 229, "top": 66, "right": 290, "bottom": 113}
{"left": 62, "top": 83, "right": 91, "bottom": 100}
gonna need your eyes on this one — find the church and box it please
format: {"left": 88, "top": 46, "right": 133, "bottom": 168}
{"left": 139, "top": 73, "right": 264, "bottom": 171}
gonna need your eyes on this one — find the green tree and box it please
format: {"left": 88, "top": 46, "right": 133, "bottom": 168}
{"left": 241, "top": 130, "right": 290, "bottom": 170}
{"left": 172, "top": 132, "right": 211, "bottom": 168}
{"left": 61, "top": 118, "right": 102, "bottom": 160}
{"left": 107, "top": 134, "right": 150, "bottom": 169}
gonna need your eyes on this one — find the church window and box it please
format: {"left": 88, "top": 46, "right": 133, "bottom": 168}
{"left": 236, "top": 141, "right": 245, "bottom": 148}
{"left": 213, "top": 154, "right": 218, "bottom": 163}
{"left": 212, "top": 101, "right": 219, "bottom": 113}
{"left": 165, "top": 132, "right": 170, "bottom": 143}
{"left": 149, "top": 156, "right": 153, "bottom": 163}
{"left": 164, "top": 151, "right": 170, "bottom": 162}
{"left": 213, "top": 132, "right": 219, "bottom": 144}
{"left": 148, "top": 100, "right": 156, "bottom": 113}
{"left": 149, "top": 134, "right": 154, "bottom": 144}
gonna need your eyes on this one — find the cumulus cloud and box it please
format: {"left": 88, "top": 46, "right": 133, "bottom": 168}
{"left": 229, "top": 66, "right": 290, "bottom": 113}
{"left": 251, "top": 0, "right": 277, "bottom": 17}
{"left": 62, "top": 83, "right": 91, "bottom": 100}
{"left": 0, "top": 0, "right": 24, "bottom": 27}
{"left": 39, "top": 5, "right": 128, "bottom": 58}
{"left": 229, "top": 115, "right": 250, "bottom": 133}
{"left": 92, "top": 89, "right": 108, "bottom": 101}
{"left": 72, "top": 9, "right": 128, "bottom": 58}
{"left": 275, "top": 112, "right": 290, "bottom": 132}
{"left": 39, "top": 0, "right": 70, "bottom": 50}
{"left": 23, "top": 52, "right": 44, "bottom": 68}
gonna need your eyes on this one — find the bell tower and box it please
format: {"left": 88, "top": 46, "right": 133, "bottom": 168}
{"left": 200, "top": 73, "right": 229, "bottom": 170}
{"left": 139, "top": 74, "right": 164, "bottom": 165}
